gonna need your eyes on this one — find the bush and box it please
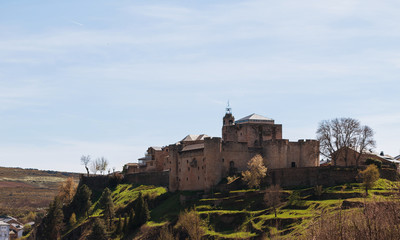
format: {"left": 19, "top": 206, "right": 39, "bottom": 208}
{"left": 286, "top": 191, "right": 305, "bottom": 208}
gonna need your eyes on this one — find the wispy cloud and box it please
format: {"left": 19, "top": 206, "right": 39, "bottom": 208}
{"left": 70, "top": 20, "right": 83, "bottom": 26}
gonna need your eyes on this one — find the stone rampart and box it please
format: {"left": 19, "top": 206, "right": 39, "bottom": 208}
{"left": 268, "top": 166, "right": 398, "bottom": 188}
{"left": 124, "top": 171, "right": 170, "bottom": 188}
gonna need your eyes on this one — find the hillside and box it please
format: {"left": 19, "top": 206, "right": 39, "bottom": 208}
{"left": 53, "top": 176, "right": 400, "bottom": 240}
{"left": 0, "top": 166, "right": 80, "bottom": 220}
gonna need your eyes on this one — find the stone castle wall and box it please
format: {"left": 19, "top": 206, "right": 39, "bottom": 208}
{"left": 176, "top": 148, "right": 206, "bottom": 191}
{"left": 223, "top": 123, "right": 283, "bottom": 147}
{"left": 268, "top": 166, "right": 398, "bottom": 188}
{"left": 262, "top": 139, "right": 319, "bottom": 169}
{"left": 124, "top": 171, "right": 169, "bottom": 188}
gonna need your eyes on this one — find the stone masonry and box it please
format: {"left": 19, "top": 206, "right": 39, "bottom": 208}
{"left": 125, "top": 110, "right": 320, "bottom": 191}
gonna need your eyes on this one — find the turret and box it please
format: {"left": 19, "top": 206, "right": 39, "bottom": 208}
{"left": 223, "top": 102, "right": 234, "bottom": 126}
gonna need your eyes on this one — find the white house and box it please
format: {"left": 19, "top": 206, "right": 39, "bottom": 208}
{"left": 0, "top": 221, "right": 9, "bottom": 240}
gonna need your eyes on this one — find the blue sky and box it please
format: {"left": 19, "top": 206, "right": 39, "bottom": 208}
{"left": 0, "top": 0, "right": 399, "bottom": 172}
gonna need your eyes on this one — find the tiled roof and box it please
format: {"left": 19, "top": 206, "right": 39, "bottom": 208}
{"left": 0, "top": 221, "right": 8, "bottom": 226}
{"left": 150, "top": 146, "right": 162, "bottom": 151}
{"left": 235, "top": 113, "right": 274, "bottom": 124}
{"left": 182, "top": 143, "right": 205, "bottom": 152}
{"left": 181, "top": 134, "right": 209, "bottom": 142}
{"left": 125, "top": 163, "right": 138, "bottom": 166}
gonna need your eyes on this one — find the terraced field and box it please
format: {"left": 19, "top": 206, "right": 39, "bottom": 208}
{"left": 0, "top": 167, "right": 79, "bottom": 219}
{"left": 186, "top": 179, "right": 400, "bottom": 239}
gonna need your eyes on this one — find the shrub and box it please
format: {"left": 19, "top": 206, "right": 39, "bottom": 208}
{"left": 176, "top": 209, "right": 206, "bottom": 240}
{"left": 69, "top": 212, "right": 77, "bottom": 226}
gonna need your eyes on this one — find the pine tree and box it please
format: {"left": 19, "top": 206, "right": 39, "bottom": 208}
{"left": 132, "top": 192, "right": 150, "bottom": 228}
{"left": 38, "top": 196, "right": 64, "bottom": 240}
{"left": 128, "top": 209, "right": 135, "bottom": 231}
{"left": 99, "top": 187, "right": 115, "bottom": 229}
{"left": 123, "top": 213, "right": 128, "bottom": 233}
{"left": 72, "top": 184, "right": 92, "bottom": 218}
{"left": 88, "top": 218, "right": 107, "bottom": 240}
{"left": 115, "top": 215, "right": 122, "bottom": 235}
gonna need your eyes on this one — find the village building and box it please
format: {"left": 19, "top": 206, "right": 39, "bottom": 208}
{"left": 0, "top": 221, "right": 9, "bottom": 240}
{"left": 334, "top": 147, "right": 400, "bottom": 168}
{"left": 0, "top": 216, "right": 24, "bottom": 240}
{"left": 125, "top": 109, "right": 320, "bottom": 191}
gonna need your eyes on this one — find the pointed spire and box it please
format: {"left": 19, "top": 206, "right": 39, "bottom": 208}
{"left": 226, "top": 100, "right": 232, "bottom": 114}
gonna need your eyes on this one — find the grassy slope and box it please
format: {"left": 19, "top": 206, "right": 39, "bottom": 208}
{"left": 189, "top": 178, "right": 400, "bottom": 239}
{"left": 64, "top": 178, "right": 400, "bottom": 240}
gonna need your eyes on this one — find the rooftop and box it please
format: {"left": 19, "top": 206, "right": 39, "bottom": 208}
{"left": 181, "top": 143, "right": 204, "bottom": 152}
{"left": 150, "top": 146, "right": 162, "bottom": 151}
{"left": 235, "top": 113, "right": 274, "bottom": 124}
{"left": 0, "top": 221, "right": 8, "bottom": 226}
{"left": 181, "top": 134, "right": 209, "bottom": 142}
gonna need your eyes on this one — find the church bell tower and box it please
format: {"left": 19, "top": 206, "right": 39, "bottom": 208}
{"left": 223, "top": 101, "right": 234, "bottom": 126}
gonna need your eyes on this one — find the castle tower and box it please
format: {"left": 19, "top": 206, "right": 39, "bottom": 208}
{"left": 222, "top": 102, "right": 235, "bottom": 141}
{"left": 223, "top": 101, "right": 234, "bottom": 126}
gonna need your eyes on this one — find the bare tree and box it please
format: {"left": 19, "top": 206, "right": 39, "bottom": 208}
{"left": 242, "top": 154, "right": 267, "bottom": 189}
{"left": 316, "top": 118, "right": 375, "bottom": 166}
{"left": 176, "top": 209, "right": 205, "bottom": 240}
{"left": 98, "top": 157, "right": 108, "bottom": 175}
{"left": 88, "top": 157, "right": 109, "bottom": 175}
{"left": 264, "top": 185, "right": 282, "bottom": 218}
{"left": 80, "top": 155, "right": 91, "bottom": 177}
{"left": 89, "top": 161, "right": 99, "bottom": 175}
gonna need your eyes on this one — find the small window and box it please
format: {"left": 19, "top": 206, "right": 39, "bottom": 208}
{"left": 188, "top": 167, "right": 190, "bottom": 171}
{"left": 291, "top": 162, "right": 296, "bottom": 168}
{"left": 222, "top": 158, "right": 224, "bottom": 162}
{"left": 186, "top": 177, "right": 188, "bottom": 181}
{"left": 198, "top": 176, "right": 200, "bottom": 180}
{"left": 187, "top": 160, "right": 189, "bottom": 164}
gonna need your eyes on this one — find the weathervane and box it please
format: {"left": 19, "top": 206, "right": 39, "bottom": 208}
{"left": 226, "top": 100, "right": 232, "bottom": 114}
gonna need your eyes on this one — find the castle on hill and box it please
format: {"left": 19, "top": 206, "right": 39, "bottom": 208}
{"left": 124, "top": 108, "right": 320, "bottom": 191}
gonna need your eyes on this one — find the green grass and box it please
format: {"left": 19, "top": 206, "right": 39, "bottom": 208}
{"left": 206, "top": 229, "right": 257, "bottom": 238}
{"left": 111, "top": 184, "right": 167, "bottom": 209}
{"left": 150, "top": 192, "right": 181, "bottom": 222}
{"left": 63, "top": 178, "right": 400, "bottom": 240}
